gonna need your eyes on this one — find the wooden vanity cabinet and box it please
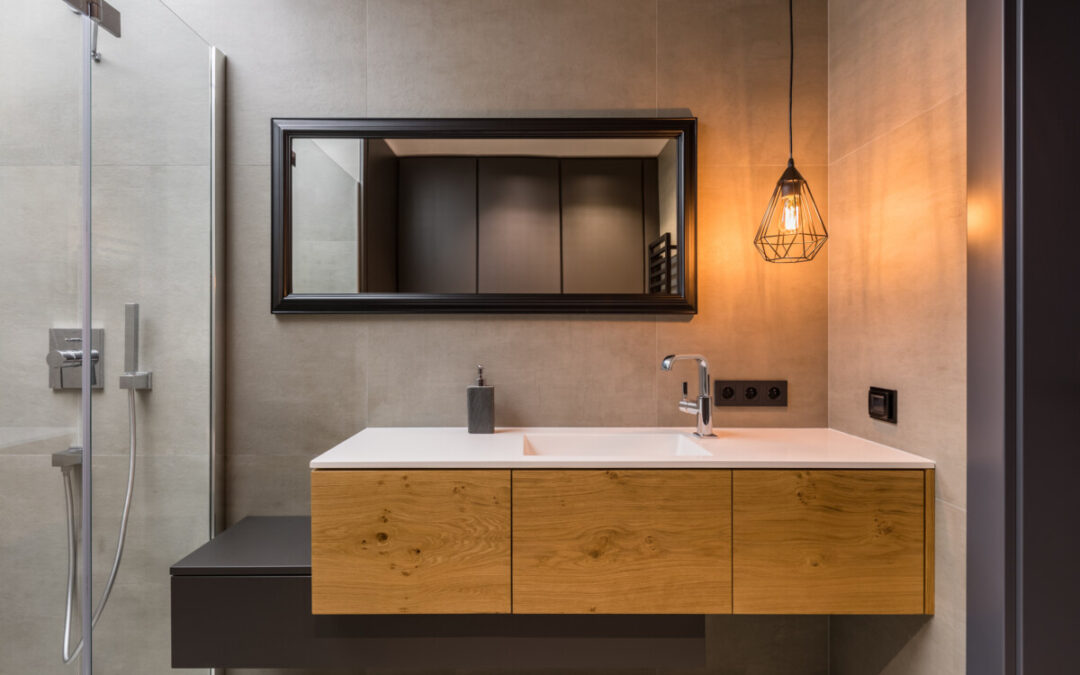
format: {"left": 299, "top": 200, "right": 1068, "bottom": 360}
{"left": 512, "top": 470, "right": 732, "bottom": 614}
{"left": 732, "top": 470, "right": 933, "bottom": 615}
{"left": 311, "top": 467, "right": 933, "bottom": 616}
{"left": 310, "top": 469, "right": 511, "bottom": 614}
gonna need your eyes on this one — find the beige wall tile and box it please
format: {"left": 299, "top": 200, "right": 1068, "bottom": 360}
{"left": 827, "top": 0, "right": 966, "bottom": 672}
{"left": 659, "top": 0, "right": 828, "bottom": 167}
{"left": 90, "top": 0, "right": 211, "bottom": 167}
{"left": 226, "top": 454, "right": 319, "bottom": 524}
{"left": 226, "top": 165, "right": 367, "bottom": 462}
{"left": 0, "top": 2, "right": 82, "bottom": 166}
{"left": 365, "top": 316, "right": 658, "bottom": 428}
{"left": 90, "top": 165, "right": 212, "bottom": 457}
{"left": 828, "top": 94, "right": 967, "bottom": 507}
{"left": 828, "top": 0, "right": 966, "bottom": 161}
{"left": 0, "top": 165, "right": 81, "bottom": 431}
{"left": 367, "top": 0, "right": 657, "bottom": 116}
{"left": 213, "top": 0, "right": 368, "bottom": 166}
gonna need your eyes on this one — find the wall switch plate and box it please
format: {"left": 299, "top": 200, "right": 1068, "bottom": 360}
{"left": 868, "top": 386, "right": 898, "bottom": 423}
{"left": 714, "top": 380, "right": 787, "bottom": 407}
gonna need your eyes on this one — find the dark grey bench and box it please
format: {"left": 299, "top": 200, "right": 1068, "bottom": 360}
{"left": 171, "top": 515, "right": 705, "bottom": 669}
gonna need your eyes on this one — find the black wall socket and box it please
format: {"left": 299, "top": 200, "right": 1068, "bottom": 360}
{"left": 714, "top": 380, "right": 788, "bottom": 407}
{"left": 868, "top": 386, "right": 897, "bottom": 423}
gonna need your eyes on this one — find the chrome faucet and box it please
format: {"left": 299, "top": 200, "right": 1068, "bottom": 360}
{"left": 660, "top": 354, "right": 714, "bottom": 437}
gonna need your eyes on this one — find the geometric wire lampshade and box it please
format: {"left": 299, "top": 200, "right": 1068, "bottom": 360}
{"left": 755, "top": 0, "right": 828, "bottom": 263}
{"left": 754, "top": 158, "right": 828, "bottom": 262}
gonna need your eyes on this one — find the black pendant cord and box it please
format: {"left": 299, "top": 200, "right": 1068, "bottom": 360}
{"left": 790, "top": 0, "right": 799, "bottom": 162}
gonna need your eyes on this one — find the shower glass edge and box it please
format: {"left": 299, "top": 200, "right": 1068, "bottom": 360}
{"left": 84, "top": 1, "right": 220, "bottom": 672}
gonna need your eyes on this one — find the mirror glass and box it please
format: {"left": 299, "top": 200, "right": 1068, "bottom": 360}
{"left": 288, "top": 136, "right": 681, "bottom": 296}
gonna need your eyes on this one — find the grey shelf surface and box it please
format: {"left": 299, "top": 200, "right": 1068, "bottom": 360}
{"left": 171, "top": 515, "right": 310, "bottom": 576}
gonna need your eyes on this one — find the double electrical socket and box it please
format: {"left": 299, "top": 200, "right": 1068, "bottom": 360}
{"left": 713, "top": 379, "right": 788, "bottom": 407}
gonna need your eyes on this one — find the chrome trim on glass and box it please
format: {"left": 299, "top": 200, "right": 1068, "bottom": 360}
{"left": 209, "top": 46, "right": 226, "bottom": 539}
{"left": 62, "top": 0, "right": 121, "bottom": 38}
{"left": 79, "top": 14, "right": 93, "bottom": 675}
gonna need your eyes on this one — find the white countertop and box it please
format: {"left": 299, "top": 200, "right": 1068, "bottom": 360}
{"left": 309, "top": 427, "right": 935, "bottom": 469}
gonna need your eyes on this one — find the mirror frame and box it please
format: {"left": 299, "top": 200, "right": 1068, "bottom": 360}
{"left": 271, "top": 117, "right": 697, "bottom": 314}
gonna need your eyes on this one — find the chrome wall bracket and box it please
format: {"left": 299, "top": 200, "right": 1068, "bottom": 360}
{"left": 62, "top": 0, "right": 122, "bottom": 38}
{"left": 52, "top": 447, "right": 84, "bottom": 469}
{"left": 119, "top": 303, "right": 152, "bottom": 391}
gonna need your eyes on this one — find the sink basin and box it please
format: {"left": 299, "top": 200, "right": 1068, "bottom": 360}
{"left": 522, "top": 432, "right": 711, "bottom": 458}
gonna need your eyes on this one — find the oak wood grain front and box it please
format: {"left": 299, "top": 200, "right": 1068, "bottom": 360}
{"left": 311, "top": 470, "right": 511, "bottom": 614}
{"left": 512, "top": 470, "right": 732, "bottom": 614}
{"left": 733, "top": 470, "right": 927, "bottom": 614}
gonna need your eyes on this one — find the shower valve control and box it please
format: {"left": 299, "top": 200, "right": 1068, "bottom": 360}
{"left": 47, "top": 328, "right": 104, "bottom": 390}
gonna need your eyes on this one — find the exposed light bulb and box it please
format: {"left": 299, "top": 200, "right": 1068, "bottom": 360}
{"left": 754, "top": 163, "right": 827, "bottom": 262}
{"left": 781, "top": 193, "right": 800, "bottom": 232}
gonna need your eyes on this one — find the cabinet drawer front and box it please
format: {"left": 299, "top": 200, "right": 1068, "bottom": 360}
{"left": 733, "top": 470, "right": 927, "bottom": 614}
{"left": 311, "top": 470, "right": 511, "bottom": 614}
{"left": 512, "top": 470, "right": 732, "bottom": 614}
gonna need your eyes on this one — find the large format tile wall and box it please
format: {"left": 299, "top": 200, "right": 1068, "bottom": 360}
{"left": 826, "top": 0, "right": 967, "bottom": 673}
{"left": 190, "top": 0, "right": 830, "bottom": 529}
{"left": 0, "top": 23, "right": 84, "bottom": 675}
{"left": 164, "top": 0, "right": 830, "bottom": 673}
{"left": 0, "top": 1, "right": 211, "bottom": 673}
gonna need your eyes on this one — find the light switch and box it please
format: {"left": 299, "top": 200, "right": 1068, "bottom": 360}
{"left": 868, "top": 387, "right": 897, "bottom": 423}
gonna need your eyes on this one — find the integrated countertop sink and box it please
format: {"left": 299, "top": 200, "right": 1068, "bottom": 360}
{"left": 309, "top": 427, "right": 934, "bottom": 469}
{"left": 309, "top": 427, "right": 937, "bottom": 617}
{"left": 522, "top": 431, "right": 711, "bottom": 458}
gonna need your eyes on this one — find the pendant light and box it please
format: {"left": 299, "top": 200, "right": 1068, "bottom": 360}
{"left": 754, "top": 0, "right": 827, "bottom": 263}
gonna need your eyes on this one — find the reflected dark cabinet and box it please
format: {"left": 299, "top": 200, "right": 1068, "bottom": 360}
{"left": 397, "top": 157, "right": 478, "bottom": 294}
{"left": 271, "top": 118, "right": 697, "bottom": 313}
{"left": 393, "top": 156, "right": 660, "bottom": 295}
{"left": 477, "top": 158, "right": 561, "bottom": 294}
{"left": 561, "top": 158, "right": 653, "bottom": 294}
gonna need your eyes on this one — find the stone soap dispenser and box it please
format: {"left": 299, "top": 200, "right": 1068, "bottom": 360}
{"left": 467, "top": 365, "right": 494, "bottom": 434}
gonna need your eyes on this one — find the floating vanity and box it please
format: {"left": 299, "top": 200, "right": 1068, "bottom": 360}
{"left": 310, "top": 427, "right": 935, "bottom": 616}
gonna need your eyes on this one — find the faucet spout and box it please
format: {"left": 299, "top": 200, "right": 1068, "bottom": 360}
{"left": 659, "top": 354, "right": 714, "bottom": 437}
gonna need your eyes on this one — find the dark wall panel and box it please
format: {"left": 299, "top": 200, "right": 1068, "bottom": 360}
{"left": 1018, "top": 1, "right": 1080, "bottom": 673}
{"left": 561, "top": 159, "right": 646, "bottom": 294}
{"left": 477, "top": 158, "right": 561, "bottom": 293}
{"left": 362, "top": 138, "right": 398, "bottom": 292}
{"left": 397, "top": 157, "right": 477, "bottom": 293}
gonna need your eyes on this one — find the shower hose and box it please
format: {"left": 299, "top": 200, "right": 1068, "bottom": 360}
{"left": 60, "top": 387, "right": 137, "bottom": 664}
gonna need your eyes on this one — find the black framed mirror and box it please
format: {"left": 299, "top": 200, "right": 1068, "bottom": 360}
{"left": 272, "top": 117, "right": 697, "bottom": 313}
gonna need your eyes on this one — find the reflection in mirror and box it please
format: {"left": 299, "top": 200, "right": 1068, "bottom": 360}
{"left": 289, "top": 137, "right": 680, "bottom": 296}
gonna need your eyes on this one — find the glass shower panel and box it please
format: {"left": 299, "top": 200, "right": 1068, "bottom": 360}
{"left": 89, "top": 0, "right": 213, "bottom": 672}
{"left": 0, "top": 4, "right": 86, "bottom": 674}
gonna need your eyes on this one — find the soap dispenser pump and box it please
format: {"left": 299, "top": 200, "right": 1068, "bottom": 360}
{"left": 467, "top": 365, "right": 494, "bottom": 434}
